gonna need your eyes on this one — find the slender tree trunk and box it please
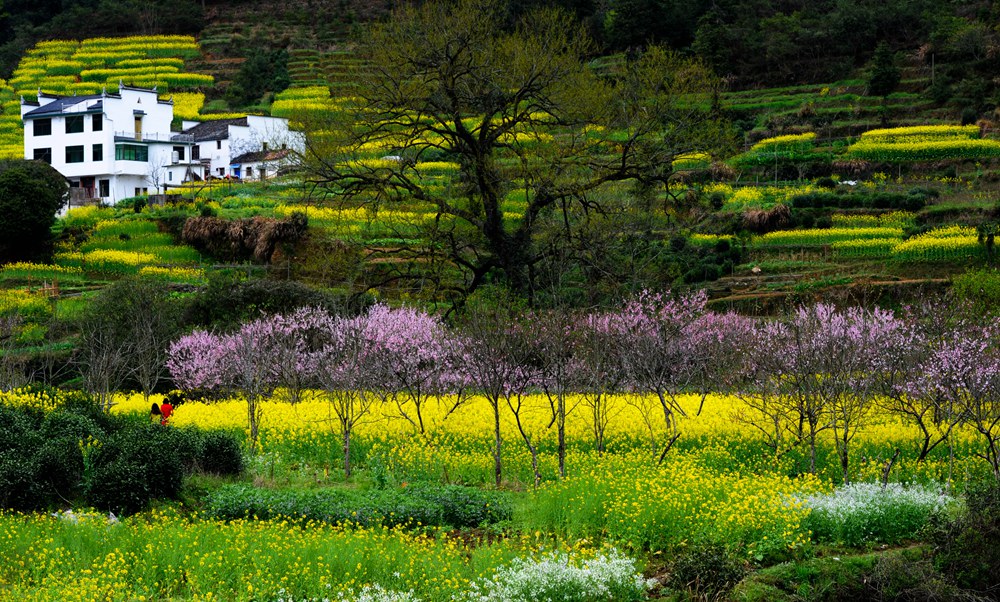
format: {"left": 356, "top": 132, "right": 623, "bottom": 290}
{"left": 808, "top": 430, "right": 817, "bottom": 474}
{"left": 343, "top": 424, "right": 352, "bottom": 478}
{"left": 840, "top": 429, "right": 850, "bottom": 485}
{"left": 492, "top": 401, "right": 502, "bottom": 488}
{"left": 511, "top": 399, "right": 542, "bottom": 488}
{"left": 247, "top": 394, "right": 261, "bottom": 453}
{"left": 557, "top": 396, "right": 566, "bottom": 478}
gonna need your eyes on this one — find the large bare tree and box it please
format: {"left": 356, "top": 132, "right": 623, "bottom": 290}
{"left": 300, "top": 0, "right": 731, "bottom": 302}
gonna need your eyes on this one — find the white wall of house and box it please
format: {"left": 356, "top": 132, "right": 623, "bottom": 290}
{"left": 183, "top": 115, "right": 304, "bottom": 179}
{"left": 21, "top": 85, "right": 194, "bottom": 205}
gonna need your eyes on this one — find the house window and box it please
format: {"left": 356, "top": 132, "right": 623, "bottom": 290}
{"left": 246, "top": 166, "right": 254, "bottom": 178}
{"left": 92, "top": 114, "right": 102, "bottom": 131}
{"left": 172, "top": 146, "right": 186, "bottom": 161}
{"left": 134, "top": 187, "right": 148, "bottom": 196}
{"left": 65, "top": 145, "right": 84, "bottom": 163}
{"left": 217, "top": 167, "right": 224, "bottom": 176}
{"left": 33, "top": 119, "right": 51, "bottom": 137}
{"left": 92, "top": 144, "right": 103, "bottom": 162}
{"left": 168, "top": 172, "right": 173, "bottom": 182}
{"left": 65, "top": 115, "right": 84, "bottom": 134}
{"left": 262, "top": 142, "right": 268, "bottom": 151}
{"left": 216, "top": 140, "right": 222, "bottom": 150}
{"left": 99, "top": 179, "right": 109, "bottom": 197}
{"left": 33, "top": 148, "right": 51, "bottom": 163}
{"left": 192, "top": 145, "right": 200, "bottom": 160}
{"left": 115, "top": 144, "right": 148, "bottom": 161}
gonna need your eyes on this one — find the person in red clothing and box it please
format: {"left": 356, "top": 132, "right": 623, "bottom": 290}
{"left": 159, "top": 400, "right": 173, "bottom": 426}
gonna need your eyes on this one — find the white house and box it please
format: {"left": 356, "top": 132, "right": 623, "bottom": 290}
{"left": 180, "top": 115, "right": 304, "bottom": 180}
{"left": 20, "top": 84, "right": 197, "bottom": 205}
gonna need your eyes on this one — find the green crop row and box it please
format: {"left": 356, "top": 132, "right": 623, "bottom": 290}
{"left": 845, "top": 139, "right": 1000, "bottom": 162}
{"left": 830, "top": 237, "right": 899, "bottom": 258}
{"left": 755, "top": 227, "right": 903, "bottom": 247}
{"left": 858, "top": 124, "right": 980, "bottom": 144}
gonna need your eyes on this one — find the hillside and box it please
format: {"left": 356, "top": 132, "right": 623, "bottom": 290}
{"left": 6, "top": 5, "right": 1000, "bottom": 601}
{"left": 1, "top": 0, "right": 1000, "bottom": 312}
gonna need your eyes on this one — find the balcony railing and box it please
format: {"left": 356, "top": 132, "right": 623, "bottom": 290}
{"left": 114, "top": 131, "right": 194, "bottom": 143}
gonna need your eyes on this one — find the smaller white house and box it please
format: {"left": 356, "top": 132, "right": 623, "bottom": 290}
{"left": 180, "top": 115, "right": 304, "bottom": 180}
{"left": 21, "top": 84, "right": 197, "bottom": 205}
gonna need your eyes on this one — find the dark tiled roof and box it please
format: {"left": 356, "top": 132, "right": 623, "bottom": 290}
{"left": 231, "top": 148, "right": 294, "bottom": 164}
{"left": 23, "top": 95, "right": 104, "bottom": 118}
{"left": 182, "top": 117, "right": 248, "bottom": 142}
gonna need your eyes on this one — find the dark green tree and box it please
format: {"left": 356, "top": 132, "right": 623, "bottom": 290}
{"left": 226, "top": 47, "right": 290, "bottom": 108}
{"left": 867, "top": 42, "right": 901, "bottom": 98}
{"left": 0, "top": 160, "right": 66, "bottom": 263}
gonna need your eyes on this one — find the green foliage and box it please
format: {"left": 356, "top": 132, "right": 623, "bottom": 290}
{"left": 866, "top": 42, "right": 900, "bottom": 98}
{"left": 867, "top": 551, "right": 987, "bottom": 602}
{"left": 788, "top": 190, "right": 928, "bottom": 211}
{"left": 205, "top": 483, "right": 512, "bottom": 529}
{"left": 182, "top": 272, "right": 370, "bottom": 331}
{"left": 952, "top": 269, "right": 1000, "bottom": 314}
{"left": 226, "top": 47, "right": 290, "bottom": 107}
{"left": 84, "top": 428, "right": 163, "bottom": 515}
{"left": 198, "top": 430, "right": 244, "bottom": 476}
{"left": 0, "top": 394, "right": 243, "bottom": 514}
{"left": 0, "top": 160, "right": 67, "bottom": 262}
{"left": 667, "top": 542, "right": 747, "bottom": 600}
{"left": 932, "top": 482, "right": 1000, "bottom": 595}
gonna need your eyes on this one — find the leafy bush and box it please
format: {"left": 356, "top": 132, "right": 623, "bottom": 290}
{"left": 405, "top": 483, "right": 512, "bottom": 527}
{"left": 183, "top": 273, "right": 370, "bottom": 331}
{"left": 869, "top": 551, "right": 988, "bottom": 602}
{"left": 789, "top": 190, "right": 926, "bottom": 211}
{"left": 198, "top": 430, "right": 244, "bottom": 476}
{"left": 932, "top": 482, "right": 1000, "bottom": 596}
{"left": 206, "top": 483, "right": 511, "bottom": 528}
{"left": 0, "top": 404, "right": 46, "bottom": 509}
{"left": 667, "top": 542, "right": 747, "bottom": 601}
{"left": 0, "top": 399, "right": 243, "bottom": 513}
{"left": 85, "top": 426, "right": 186, "bottom": 513}
{"left": 0, "top": 159, "right": 68, "bottom": 262}
{"left": 952, "top": 269, "right": 1000, "bottom": 314}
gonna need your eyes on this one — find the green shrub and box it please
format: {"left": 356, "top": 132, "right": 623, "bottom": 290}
{"left": 206, "top": 483, "right": 511, "bottom": 529}
{"left": 198, "top": 430, "right": 244, "bottom": 476}
{"left": 34, "top": 437, "right": 84, "bottom": 500}
{"left": 183, "top": 273, "right": 370, "bottom": 331}
{"left": 0, "top": 406, "right": 45, "bottom": 509}
{"left": 869, "top": 551, "right": 987, "bottom": 602}
{"left": 81, "top": 422, "right": 214, "bottom": 512}
{"left": 952, "top": 269, "right": 1000, "bottom": 315}
{"left": 932, "top": 482, "right": 1000, "bottom": 596}
{"left": 84, "top": 452, "right": 152, "bottom": 515}
{"left": 667, "top": 542, "right": 746, "bottom": 601}
{"left": 406, "top": 483, "right": 512, "bottom": 526}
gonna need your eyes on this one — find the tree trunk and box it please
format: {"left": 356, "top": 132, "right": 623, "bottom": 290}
{"left": 493, "top": 403, "right": 502, "bottom": 488}
{"left": 557, "top": 396, "right": 566, "bottom": 478}
{"left": 343, "top": 425, "right": 352, "bottom": 478}
{"left": 247, "top": 395, "right": 260, "bottom": 453}
{"left": 808, "top": 431, "right": 817, "bottom": 474}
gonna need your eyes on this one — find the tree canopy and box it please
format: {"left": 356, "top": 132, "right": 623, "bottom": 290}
{"left": 0, "top": 160, "right": 67, "bottom": 263}
{"left": 301, "top": 0, "right": 731, "bottom": 305}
